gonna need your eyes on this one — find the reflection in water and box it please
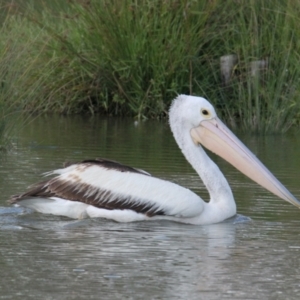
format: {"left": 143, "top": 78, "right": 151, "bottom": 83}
{"left": 0, "top": 116, "right": 300, "bottom": 299}
{"left": 0, "top": 207, "right": 239, "bottom": 300}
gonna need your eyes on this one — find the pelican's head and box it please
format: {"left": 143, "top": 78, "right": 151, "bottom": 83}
{"left": 169, "top": 95, "right": 217, "bottom": 131}
{"left": 169, "top": 94, "right": 300, "bottom": 209}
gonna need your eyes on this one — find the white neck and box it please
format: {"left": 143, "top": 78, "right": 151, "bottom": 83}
{"left": 172, "top": 125, "right": 237, "bottom": 223}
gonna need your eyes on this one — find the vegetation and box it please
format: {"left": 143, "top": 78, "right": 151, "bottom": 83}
{"left": 0, "top": 3, "right": 48, "bottom": 151}
{"left": 1, "top": 0, "right": 300, "bottom": 134}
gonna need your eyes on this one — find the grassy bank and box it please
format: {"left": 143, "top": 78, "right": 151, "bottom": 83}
{"left": 1, "top": 0, "right": 300, "bottom": 133}
{"left": 0, "top": 3, "right": 50, "bottom": 151}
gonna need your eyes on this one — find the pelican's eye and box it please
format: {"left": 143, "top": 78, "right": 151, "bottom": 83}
{"left": 201, "top": 109, "right": 210, "bottom": 117}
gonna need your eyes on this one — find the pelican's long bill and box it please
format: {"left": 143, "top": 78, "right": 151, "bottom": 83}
{"left": 190, "top": 117, "right": 300, "bottom": 208}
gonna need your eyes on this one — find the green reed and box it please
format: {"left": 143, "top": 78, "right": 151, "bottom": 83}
{"left": 202, "top": 0, "right": 300, "bottom": 133}
{"left": 0, "top": 7, "right": 50, "bottom": 151}
{"left": 19, "top": 0, "right": 215, "bottom": 117}
{"left": 1, "top": 0, "right": 300, "bottom": 133}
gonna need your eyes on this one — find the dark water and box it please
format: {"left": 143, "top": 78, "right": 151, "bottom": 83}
{"left": 0, "top": 116, "right": 300, "bottom": 299}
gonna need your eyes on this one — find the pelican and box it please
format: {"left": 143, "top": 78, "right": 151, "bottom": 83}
{"left": 9, "top": 95, "right": 300, "bottom": 224}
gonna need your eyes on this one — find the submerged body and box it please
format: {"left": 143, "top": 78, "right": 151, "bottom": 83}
{"left": 10, "top": 95, "right": 300, "bottom": 224}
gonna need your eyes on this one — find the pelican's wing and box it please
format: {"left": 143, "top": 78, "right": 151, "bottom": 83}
{"left": 10, "top": 159, "right": 204, "bottom": 218}
{"left": 61, "top": 158, "right": 152, "bottom": 176}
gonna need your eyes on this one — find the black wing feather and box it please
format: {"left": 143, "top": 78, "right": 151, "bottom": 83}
{"left": 9, "top": 158, "right": 164, "bottom": 217}
{"left": 64, "top": 158, "right": 151, "bottom": 175}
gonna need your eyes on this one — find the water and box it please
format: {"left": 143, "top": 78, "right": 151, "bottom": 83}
{"left": 0, "top": 116, "right": 300, "bottom": 299}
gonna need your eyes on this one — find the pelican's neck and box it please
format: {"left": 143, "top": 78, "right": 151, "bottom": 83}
{"left": 172, "top": 126, "right": 236, "bottom": 220}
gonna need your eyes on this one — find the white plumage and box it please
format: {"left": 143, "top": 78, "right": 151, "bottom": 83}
{"left": 10, "top": 95, "right": 300, "bottom": 224}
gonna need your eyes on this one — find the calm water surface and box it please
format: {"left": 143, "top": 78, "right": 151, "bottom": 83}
{"left": 1, "top": 116, "right": 300, "bottom": 299}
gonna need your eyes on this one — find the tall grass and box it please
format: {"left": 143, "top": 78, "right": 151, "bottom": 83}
{"left": 76, "top": 0, "right": 216, "bottom": 118}
{"left": 0, "top": 4, "right": 53, "bottom": 151}
{"left": 1, "top": 0, "right": 300, "bottom": 133}
{"left": 19, "top": 0, "right": 216, "bottom": 118}
{"left": 201, "top": 0, "right": 300, "bottom": 133}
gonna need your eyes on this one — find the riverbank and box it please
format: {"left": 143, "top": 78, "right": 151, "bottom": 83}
{"left": 1, "top": 0, "right": 300, "bottom": 133}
